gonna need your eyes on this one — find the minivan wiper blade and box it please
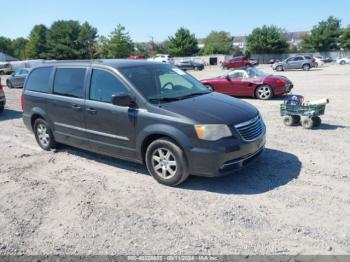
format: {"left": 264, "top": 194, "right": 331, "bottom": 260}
{"left": 176, "top": 92, "right": 210, "bottom": 100}
{"left": 149, "top": 97, "right": 181, "bottom": 103}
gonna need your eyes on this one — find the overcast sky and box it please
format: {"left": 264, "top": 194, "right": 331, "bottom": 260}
{"left": 2, "top": 0, "right": 350, "bottom": 42}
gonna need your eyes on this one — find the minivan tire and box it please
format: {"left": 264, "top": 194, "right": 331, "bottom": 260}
{"left": 34, "top": 118, "right": 56, "bottom": 150}
{"left": 145, "top": 138, "right": 189, "bottom": 186}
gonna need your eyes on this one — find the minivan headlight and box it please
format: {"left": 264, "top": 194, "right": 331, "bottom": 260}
{"left": 194, "top": 124, "right": 232, "bottom": 141}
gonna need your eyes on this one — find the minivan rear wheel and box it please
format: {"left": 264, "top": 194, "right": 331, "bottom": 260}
{"left": 145, "top": 138, "right": 189, "bottom": 186}
{"left": 34, "top": 118, "right": 56, "bottom": 150}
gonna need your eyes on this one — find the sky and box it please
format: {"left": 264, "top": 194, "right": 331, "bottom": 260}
{"left": 1, "top": 0, "right": 350, "bottom": 42}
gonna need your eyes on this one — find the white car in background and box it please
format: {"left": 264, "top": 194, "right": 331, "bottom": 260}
{"left": 337, "top": 57, "right": 350, "bottom": 65}
{"left": 147, "top": 54, "right": 174, "bottom": 64}
{"left": 314, "top": 57, "right": 325, "bottom": 67}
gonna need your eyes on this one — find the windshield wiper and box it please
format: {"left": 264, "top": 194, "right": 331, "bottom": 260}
{"left": 149, "top": 97, "right": 181, "bottom": 103}
{"left": 176, "top": 92, "right": 210, "bottom": 100}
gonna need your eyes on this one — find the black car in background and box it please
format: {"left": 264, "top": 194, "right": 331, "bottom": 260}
{"left": 6, "top": 68, "right": 30, "bottom": 88}
{"left": 176, "top": 60, "right": 204, "bottom": 71}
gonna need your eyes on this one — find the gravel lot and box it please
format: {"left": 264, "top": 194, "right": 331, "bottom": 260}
{"left": 0, "top": 64, "right": 350, "bottom": 255}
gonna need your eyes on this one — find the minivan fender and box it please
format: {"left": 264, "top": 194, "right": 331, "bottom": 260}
{"left": 136, "top": 123, "right": 193, "bottom": 161}
{"left": 29, "top": 107, "right": 51, "bottom": 128}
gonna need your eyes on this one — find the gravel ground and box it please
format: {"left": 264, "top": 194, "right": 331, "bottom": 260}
{"left": 0, "top": 64, "right": 350, "bottom": 255}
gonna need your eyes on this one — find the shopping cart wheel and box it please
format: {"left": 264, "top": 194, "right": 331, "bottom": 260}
{"left": 302, "top": 118, "right": 314, "bottom": 129}
{"left": 292, "top": 115, "right": 301, "bottom": 125}
{"left": 283, "top": 116, "right": 294, "bottom": 126}
{"left": 312, "top": 116, "right": 321, "bottom": 127}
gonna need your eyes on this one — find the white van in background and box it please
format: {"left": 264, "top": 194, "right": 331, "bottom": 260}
{"left": 147, "top": 54, "right": 174, "bottom": 64}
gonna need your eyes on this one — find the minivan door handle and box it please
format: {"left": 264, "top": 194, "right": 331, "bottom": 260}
{"left": 71, "top": 104, "right": 82, "bottom": 111}
{"left": 86, "top": 107, "right": 97, "bottom": 114}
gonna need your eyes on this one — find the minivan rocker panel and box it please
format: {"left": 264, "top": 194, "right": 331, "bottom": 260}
{"left": 22, "top": 60, "right": 266, "bottom": 186}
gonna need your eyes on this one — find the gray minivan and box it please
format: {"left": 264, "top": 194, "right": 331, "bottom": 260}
{"left": 22, "top": 60, "right": 266, "bottom": 186}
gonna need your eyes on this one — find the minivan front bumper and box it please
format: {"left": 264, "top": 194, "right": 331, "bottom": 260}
{"left": 187, "top": 133, "right": 266, "bottom": 177}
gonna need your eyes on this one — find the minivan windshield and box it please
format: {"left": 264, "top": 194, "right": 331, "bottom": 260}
{"left": 119, "top": 64, "right": 211, "bottom": 103}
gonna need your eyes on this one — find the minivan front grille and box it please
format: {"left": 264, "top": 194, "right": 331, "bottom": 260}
{"left": 234, "top": 115, "right": 265, "bottom": 141}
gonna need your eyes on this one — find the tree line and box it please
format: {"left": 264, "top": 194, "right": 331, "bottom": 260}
{"left": 0, "top": 16, "right": 349, "bottom": 60}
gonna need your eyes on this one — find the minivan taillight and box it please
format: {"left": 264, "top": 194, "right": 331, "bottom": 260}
{"left": 21, "top": 94, "right": 24, "bottom": 111}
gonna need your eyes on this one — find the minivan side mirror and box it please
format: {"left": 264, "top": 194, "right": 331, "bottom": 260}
{"left": 111, "top": 93, "right": 133, "bottom": 107}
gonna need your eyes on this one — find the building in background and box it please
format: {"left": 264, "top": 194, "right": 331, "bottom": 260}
{"left": 0, "top": 52, "right": 18, "bottom": 62}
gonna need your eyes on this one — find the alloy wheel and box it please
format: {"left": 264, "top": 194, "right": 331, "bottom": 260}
{"left": 257, "top": 86, "right": 272, "bottom": 100}
{"left": 36, "top": 123, "right": 50, "bottom": 147}
{"left": 151, "top": 148, "right": 177, "bottom": 179}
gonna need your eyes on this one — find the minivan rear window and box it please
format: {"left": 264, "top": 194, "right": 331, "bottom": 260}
{"left": 53, "top": 68, "right": 86, "bottom": 98}
{"left": 25, "top": 67, "right": 52, "bottom": 93}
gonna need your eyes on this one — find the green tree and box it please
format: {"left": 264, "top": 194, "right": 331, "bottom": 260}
{"left": 301, "top": 16, "right": 342, "bottom": 52}
{"left": 339, "top": 26, "right": 350, "bottom": 50}
{"left": 77, "top": 22, "right": 98, "bottom": 59}
{"left": 156, "top": 40, "right": 170, "bottom": 55}
{"left": 26, "top": 24, "right": 48, "bottom": 59}
{"left": 168, "top": 27, "right": 198, "bottom": 56}
{"left": 0, "top": 36, "right": 14, "bottom": 56}
{"left": 46, "top": 20, "right": 81, "bottom": 59}
{"left": 246, "top": 25, "right": 289, "bottom": 54}
{"left": 96, "top": 36, "right": 110, "bottom": 58}
{"left": 11, "top": 37, "right": 28, "bottom": 60}
{"left": 107, "top": 24, "right": 134, "bottom": 58}
{"left": 133, "top": 43, "right": 149, "bottom": 57}
{"left": 203, "top": 31, "right": 232, "bottom": 54}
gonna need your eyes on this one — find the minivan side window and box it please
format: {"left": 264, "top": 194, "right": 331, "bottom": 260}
{"left": 53, "top": 68, "right": 86, "bottom": 98}
{"left": 90, "top": 69, "right": 129, "bottom": 103}
{"left": 25, "top": 67, "right": 52, "bottom": 93}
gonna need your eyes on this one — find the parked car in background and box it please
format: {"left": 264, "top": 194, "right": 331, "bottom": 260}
{"left": 248, "top": 58, "right": 259, "bottom": 66}
{"left": 314, "top": 57, "right": 324, "bottom": 67}
{"left": 222, "top": 56, "right": 252, "bottom": 69}
{"left": 6, "top": 68, "right": 30, "bottom": 88}
{"left": 147, "top": 54, "right": 174, "bottom": 64}
{"left": 0, "top": 79, "right": 6, "bottom": 113}
{"left": 337, "top": 57, "right": 350, "bottom": 65}
{"left": 201, "top": 67, "right": 293, "bottom": 100}
{"left": 175, "top": 60, "right": 204, "bottom": 71}
{"left": 128, "top": 55, "right": 145, "bottom": 60}
{"left": 269, "top": 58, "right": 280, "bottom": 64}
{"left": 22, "top": 60, "right": 266, "bottom": 186}
{"left": 272, "top": 55, "right": 316, "bottom": 71}
{"left": 0, "top": 63, "right": 13, "bottom": 75}
{"left": 317, "top": 56, "right": 333, "bottom": 63}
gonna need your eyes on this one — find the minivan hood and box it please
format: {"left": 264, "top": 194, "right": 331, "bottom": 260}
{"left": 158, "top": 92, "right": 259, "bottom": 125}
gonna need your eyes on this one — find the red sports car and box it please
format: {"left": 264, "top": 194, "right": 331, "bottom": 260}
{"left": 201, "top": 67, "right": 293, "bottom": 100}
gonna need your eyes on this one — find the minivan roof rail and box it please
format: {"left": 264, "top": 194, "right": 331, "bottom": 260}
{"left": 41, "top": 59, "right": 104, "bottom": 64}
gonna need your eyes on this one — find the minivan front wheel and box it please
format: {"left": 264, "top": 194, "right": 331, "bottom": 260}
{"left": 34, "top": 118, "right": 56, "bottom": 150}
{"left": 145, "top": 138, "right": 189, "bottom": 186}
